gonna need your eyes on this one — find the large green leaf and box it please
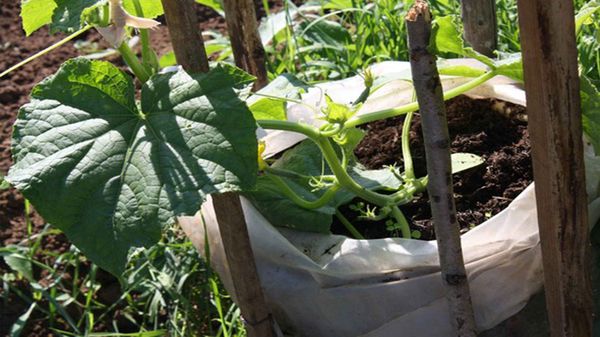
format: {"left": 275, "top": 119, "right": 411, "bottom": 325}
{"left": 432, "top": 16, "right": 525, "bottom": 82}
{"left": 432, "top": 16, "right": 466, "bottom": 56}
{"left": 51, "top": 0, "right": 98, "bottom": 33}
{"left": 7, "top": 59, "right": 258, "bottom": 275}
{"left": 431, "top": 16, "right": 493, "bottom": 67}
{"left": 20, "top": 0, "right": 58, "bottom": 36}
{"left": 21, "top": 0, "right": 163, "bottom": 35}
{"left": 271, "top": 139, "right": 328, "bottom": 176}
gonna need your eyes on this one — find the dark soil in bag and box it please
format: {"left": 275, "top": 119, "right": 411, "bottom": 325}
{"left": 332, "top": 95, "right": 533, "bottom": 240}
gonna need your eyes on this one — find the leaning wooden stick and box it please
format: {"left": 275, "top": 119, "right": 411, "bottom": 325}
{"left": 460, "top": 0, "right": 497, "bottom": 57}
{"left": 222, "top": 0, "right": 269, "bottom": 89}
{"left": 161, "top": 0, "right": 209, "bottom": 73}
{"left": 161, "top": 1, "right": 275, "bottom": 336}
{"left": 406, "top": 1, "right": 477, "bottom": 336}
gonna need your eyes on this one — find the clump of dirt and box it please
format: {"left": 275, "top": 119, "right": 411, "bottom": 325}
{"left": 334, "top": 95, "right": 533, "bottom": 240}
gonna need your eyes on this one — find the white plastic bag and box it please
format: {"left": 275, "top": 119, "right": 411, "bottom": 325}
{"left": 180, "top": 60, "right": 600, "bottom": 337}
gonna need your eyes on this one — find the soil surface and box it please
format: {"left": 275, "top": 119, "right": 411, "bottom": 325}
{"left": 0, "top": 2, "right": 227, "bottom": 336}
{"left": 333, "top": 95, "right": 533, "bottom": 240}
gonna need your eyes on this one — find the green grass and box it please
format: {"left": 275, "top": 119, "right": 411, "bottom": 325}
{"left": 1, "top": 220, "right": 244, "bottom": 337}
{"left": 258, "top": 0, "right": 599, "bottom": 85}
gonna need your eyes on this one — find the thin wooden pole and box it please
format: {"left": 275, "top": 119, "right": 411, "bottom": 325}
{"left": 516, "top": 0, "right": 593, "bottom": 336}
{"left": 460, "top": 0, "right": 497, "bottom": 57}
{"left": 161, "top": 1, "right": 275, "bottom": 336}
{"left": 222, "top": 0, "right": 269, "bottom": 89}
{"left": 406, "top": 2, "right": 477, "bottom": 336}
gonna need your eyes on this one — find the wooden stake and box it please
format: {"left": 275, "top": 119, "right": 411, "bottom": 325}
{"left": 460, "top": 0, "right": 497, "bottom": 57}
{"left": 223, "top": 0, "right": 269, "bottom": 89}
{"left": 161, "top": 0, "right": 209, "bottom": 73}
{"left": 161, "top": 1, "right": 275, "bottom": 336}
{"left": 406, "top": 1, "right": 477, "bottom": 336}
{"left": 211, "top": 193, "right": 276, "bottom": 337}
{"left": 516, "top": 0, "right": 593, "bottom": 336}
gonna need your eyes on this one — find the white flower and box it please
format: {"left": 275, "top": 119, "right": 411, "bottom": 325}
{"left": 97, "top": 0, "right": 160, "bottom": 46}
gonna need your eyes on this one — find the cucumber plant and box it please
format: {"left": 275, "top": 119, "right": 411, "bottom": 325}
{"left": 5, "top": 0, "right": 600, "bottom": 276}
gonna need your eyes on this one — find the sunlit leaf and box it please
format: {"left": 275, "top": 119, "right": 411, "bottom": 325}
{"left": 20, "top": 0, "right": 58, "bottom": 35}
{"left": 248, "top": 74, "right": 309, "bottom": 121}
{"left": 8, "top": 59, "right": 258, "bottom": 275}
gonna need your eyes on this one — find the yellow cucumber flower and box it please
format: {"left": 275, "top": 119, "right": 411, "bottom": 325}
{"left": 258, "top": 141, "right": 268, "bottom": 171}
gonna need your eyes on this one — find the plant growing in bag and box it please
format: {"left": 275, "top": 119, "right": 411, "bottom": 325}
{"left": 5, "top": 0, "right": 600, "bottom": 277}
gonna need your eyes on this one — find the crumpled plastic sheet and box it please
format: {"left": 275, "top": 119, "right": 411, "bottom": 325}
{"left": 179, "top": 60, "right": 600, "bottom": 337}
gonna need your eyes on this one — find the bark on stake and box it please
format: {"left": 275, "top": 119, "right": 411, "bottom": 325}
{"left": 516, "top": 0, "right": 593, "bottom": 335}
{"left": 161, "top": 1, "right": 275, "bottom": 336}
{"left": 161, "top": 0, "right": 209, "bottom": 73}
{"left": 406, "top": 2, "right": 477, "bottom": 336}
{"left": 460, "top": 0, "right": 497, "bottom": 57}
{"left": 223, "top": 0, "right": 269, "bottom": 89}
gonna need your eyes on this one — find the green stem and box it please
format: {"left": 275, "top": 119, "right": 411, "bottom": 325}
{"left": 267, "top": 174, "right": 340, "bottom": 209}
{"left": 335, "top": 209, "right": 365, "bottom": 240}
{"left": 257, "top": 119, "right": 322, "bottom": 140}
{"left": 253, "top": 92, "right": 304, "bottom": 105}
{"left": 117, "top": 42, "right": 150, "bottom": 83}
{"left": 265, "top": 166, "right": 333, "bottom": 181}
{"left": 0, "top": 25, "right": 92, "bottom": 79}
{"left": 341, "top": 145, "right": 349, "bottom": 170}
{"left": 262, "top": 0, "right": 271, "bottom": 16}
{"left": 391, "top": 176, "right": 427, "bottom": 204}
{"left": 344, "top": 71, "right": 496, "bottom": 128}
{"left": 319, "top": 123, "right": 342, "bottom": 137}
{"left": 353, "top": 85, "right": 371, "bottom": 105}
{"left": 391, "top": 206, "right": 411, "bottom": 239}
{"left": 131, "top": 0, "right": 156, "bottom": 72}
{"left": 317, "top": 137, "right": 392, "bottom": 206}
{"left": 402, "top": 110, "right": 415, "bottom": 180}
{"left": 258, "top": 119, "right": 400, "bottom": 207}
{"left": 25, "top": 199, "right": 32, "bottom": 236}
{"left": 252, "top": 92, "right": 319, "bottom": 113}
